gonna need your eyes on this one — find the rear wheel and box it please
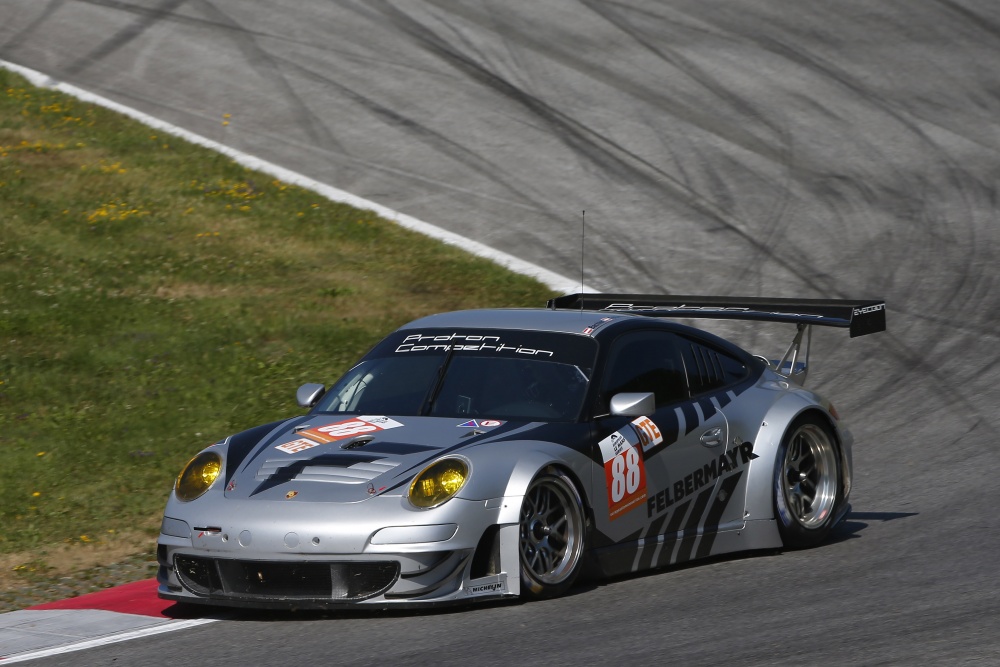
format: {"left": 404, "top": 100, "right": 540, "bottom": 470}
{"left": 773, "top": 415, "right": 842, "bottom": 548}
{"left": 519, "top": 468, "right": 586, "bottom": 599}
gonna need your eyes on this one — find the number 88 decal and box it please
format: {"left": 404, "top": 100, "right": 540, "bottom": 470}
{"left": 599, "top": 430, "right": 647, "bottom": 520}
{"left": 610, "top": 446, "right": 642, "bottom": 502}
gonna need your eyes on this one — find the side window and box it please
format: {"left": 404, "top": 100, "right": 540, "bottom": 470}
{"left": 600, "top": 331, "right": 688, "bottom": 408}
{"left": 681, "top": 339, "right": 748, "bottom": 395}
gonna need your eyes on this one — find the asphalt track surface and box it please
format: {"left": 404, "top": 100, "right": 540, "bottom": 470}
{"left": 2, "top": 1, "right": 999, "bottom": 664}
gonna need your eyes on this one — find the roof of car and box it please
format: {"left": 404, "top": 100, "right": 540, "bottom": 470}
{"left": 397, "top": 308, "right": 636, "bottom": 336}
{"left": 396, "top": 308, "right": 760, "bottom": 364}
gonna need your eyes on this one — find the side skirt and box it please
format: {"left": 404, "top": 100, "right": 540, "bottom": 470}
{"left": 587, "top": 518, "right": 783, "bottom": 578}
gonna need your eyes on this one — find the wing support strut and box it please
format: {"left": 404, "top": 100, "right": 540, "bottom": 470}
{"left": 772, "top": 322, "right": 812, "bottom": 385}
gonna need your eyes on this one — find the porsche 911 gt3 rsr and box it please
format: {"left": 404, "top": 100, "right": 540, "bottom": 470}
{"left": 157, "top": 294, "right": 885, "bottom": 609}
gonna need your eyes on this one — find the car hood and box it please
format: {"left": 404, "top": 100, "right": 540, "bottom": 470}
{"left": 223, "top": 414, "right": 531, "bottom": 503}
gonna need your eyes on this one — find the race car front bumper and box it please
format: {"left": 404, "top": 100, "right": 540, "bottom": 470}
{"left": 156, "top": 494, "right": 523, "bottom": 609}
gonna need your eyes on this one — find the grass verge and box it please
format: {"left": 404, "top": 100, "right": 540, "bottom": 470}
{"left": 0, "top": 67, "right": 553, "bottom": 608}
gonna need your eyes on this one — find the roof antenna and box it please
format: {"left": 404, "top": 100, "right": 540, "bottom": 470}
{"left": 580, "top": 210, "right": 585, "bottom": 308}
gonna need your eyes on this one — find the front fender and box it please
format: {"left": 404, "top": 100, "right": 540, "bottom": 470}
{"left": 456, "top": 440, "right": 593, "bottom": 524}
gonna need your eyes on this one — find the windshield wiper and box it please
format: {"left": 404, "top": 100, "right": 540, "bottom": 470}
{"left": 419, "top": 345, "right": 456, "bottom": 416}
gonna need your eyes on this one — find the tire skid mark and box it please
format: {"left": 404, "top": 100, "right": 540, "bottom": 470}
{"left": 190, "top": 0, "right": 342, "bottom": 153}
{"left": 936, "top": 0, "right": 1000, "bottom": 41}
{"left": 44, "top": 0, "right": 344, "bottom": 153}
{"left": 577, "top": 0, "right": 789, "bottom": 147}
{"left": 0, "top": 0, "right": 69, "bottom": 53}
{"left": 581, "top": 4, "right": 1000, "bottom": 436}
{"left": 423, "top": 0, "right": 793, "bottom": 167}
{"left": 681, "top": 5, "right": 996, "bottom": 345}
{"left": 265, "top": 51, "right": 566, "bottom": 222}
{"left": 64, "top": 0, "right": 187, "bottom": 77}
{"left": 370, "top": 1, "right": 843, "bottom": 297}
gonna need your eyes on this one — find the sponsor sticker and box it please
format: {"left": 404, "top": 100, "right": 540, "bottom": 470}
{"left": 598, "top": 427, "right": 648, "bottom": 521}
{"left": 294, "top": 416, "right": 403, "bottom": 445}
{"left": 582, "top": 317, "right": 614, "bottom": 335}
{"left": 645, "top": 441, "right": 759, "bottom": 518}
{"left": 457, "top": 419, "right": 504, "bottom": 428}
{"left": 631, "top": 416, "right": 663, "bottom": 452}
{"left": 854, "top": 303, "right": 885, "bottom": 316}
{"left": 275, "top": 438, "right": 322, "bottom": 454}
{"left": 465, "top": 578, "right": 507, "bottom": 596}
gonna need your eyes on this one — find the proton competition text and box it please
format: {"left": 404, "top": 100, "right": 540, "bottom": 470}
{"left": 395, "top": 333, "right": 554, "bottom": 356}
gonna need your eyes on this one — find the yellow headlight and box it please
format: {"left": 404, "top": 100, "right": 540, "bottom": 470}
{"left": 408, "top": 458, "right": 469, "bottom": 508}
{"left": 175, "top": 451, "right": 223, "bottom": 502}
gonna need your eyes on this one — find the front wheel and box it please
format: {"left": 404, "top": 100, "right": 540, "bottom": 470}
{"left": 773, "top": 415, "right": 842, "bottom": 548}
{"left": 519, "top": 468, "right": 586, "bottom": 599}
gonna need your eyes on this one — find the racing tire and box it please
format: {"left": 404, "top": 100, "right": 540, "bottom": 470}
{"left": 519, "top": 467, "right": 586, "bottom": 599}
{"left": 773, "top": 415, "right": 842, "bottom": 549}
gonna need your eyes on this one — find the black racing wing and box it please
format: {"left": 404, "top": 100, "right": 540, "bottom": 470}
{"left": 546, "top": 293, "right": 886, "bottom": 338}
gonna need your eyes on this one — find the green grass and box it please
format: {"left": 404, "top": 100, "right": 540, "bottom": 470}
{"left": 0, "top": 68, "right": 554, "bottom": 568}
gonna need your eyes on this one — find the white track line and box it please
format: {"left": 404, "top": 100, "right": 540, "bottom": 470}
{"left": 1, "top": 618, "right": 217, "bottom": 664}
{"left": 0, "top": 59, "right": 590, "bottom": 294}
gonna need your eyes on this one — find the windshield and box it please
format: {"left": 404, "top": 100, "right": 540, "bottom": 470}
{"left": 314, "top": 329, "right": 597, "bottom": 422}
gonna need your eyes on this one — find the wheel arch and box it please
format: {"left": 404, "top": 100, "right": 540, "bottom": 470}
{"left": 742, "top": 396, "right": 845, "bottom": 526}
{"left": 457, "top": 442, "right": 594, "bottom": 598}
{"left": 457, "top": 442, "right": 594, "bottom": 523}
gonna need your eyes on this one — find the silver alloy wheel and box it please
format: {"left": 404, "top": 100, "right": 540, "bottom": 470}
{"left": 519, "top": 472, "right": 585, "bottom": 589}
{"left": 781, "top": 423, "right": 839, "bottom": 528}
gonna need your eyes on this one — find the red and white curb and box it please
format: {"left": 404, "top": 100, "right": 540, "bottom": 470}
{"left": 0, "top": 580, "right": 216, "bottom": 663}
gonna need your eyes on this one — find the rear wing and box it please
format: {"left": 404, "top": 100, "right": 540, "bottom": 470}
{"left": 546, "top": 293, "right": 885, "bottom": 338}
{"left": 546, "top": 293, "right": 886, "bottom": 385}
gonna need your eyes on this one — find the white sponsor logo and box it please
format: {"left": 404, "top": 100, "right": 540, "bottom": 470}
{"left": 853, "top": 303, "right": 885, "bottom": 315}
{"left": 396, "top": 333, "right": 553, "bottom": 357}
{"left": 466, "top": 580, "right": 506, "bottom": 596}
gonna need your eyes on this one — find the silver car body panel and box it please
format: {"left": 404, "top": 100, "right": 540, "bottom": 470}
{"left": 158, "top": 300, "right": 874, "bottom": 609}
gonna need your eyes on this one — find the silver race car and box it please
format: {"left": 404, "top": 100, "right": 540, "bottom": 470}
{"left": 157, "top": 294, "right": 885, "bottom": 609}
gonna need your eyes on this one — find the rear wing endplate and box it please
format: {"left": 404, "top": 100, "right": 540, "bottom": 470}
{"left": 547, "top": 293, "right": 886, "bottom": 386}
{"left": 546, "top": 293, "right": 886, "bottom": 338}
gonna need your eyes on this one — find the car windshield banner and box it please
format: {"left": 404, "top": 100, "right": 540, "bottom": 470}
{"left": 371, "top": 329, "right": 598, "bottom": 367}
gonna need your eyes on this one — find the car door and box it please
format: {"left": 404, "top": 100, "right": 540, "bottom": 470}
{"left": 679, "top": 335, "right": 760, "bottom": 537}
{"left": 588, "top": 329, "right": 730, "bottom": 576}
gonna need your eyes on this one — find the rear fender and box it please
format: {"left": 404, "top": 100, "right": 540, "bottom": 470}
{"left": 743, "top": 392, "right": 848, "bottom": 525}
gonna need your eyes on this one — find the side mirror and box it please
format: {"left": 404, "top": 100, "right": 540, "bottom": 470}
{"left": 296, "top": 383, "right": 326, "bottom": 408}
{"left": 609, "top": 392, "right": 655, "bottom": 417}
